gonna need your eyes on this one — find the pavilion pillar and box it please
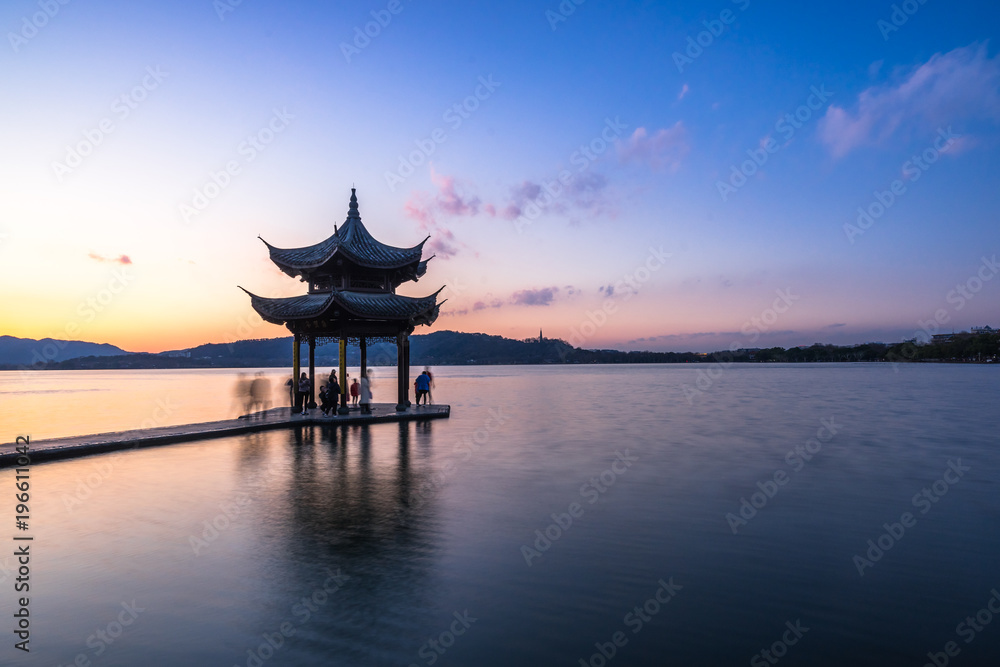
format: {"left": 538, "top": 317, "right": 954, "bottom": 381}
{"left": 308, "top": 335, "right": 316, "bottom": 408}
{"left": 338, "top": 337, "right": 349, "bottom": 415}
{"left": 403, "top": 332, "right": 411, "bottom": 407}
{"left": 396, "top": 331, "right": 406, "bottom": 411}
{"left": 292, "top": 333, "right": 301, "bottom": 412}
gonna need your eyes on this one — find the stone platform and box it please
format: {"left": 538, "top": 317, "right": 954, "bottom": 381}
{"left": 0, "top": 403, "right": 450, "bottom": 468}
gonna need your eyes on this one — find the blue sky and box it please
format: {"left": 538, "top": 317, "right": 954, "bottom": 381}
{"left": 1, "top": 0, "right": 998, "bottom": 352}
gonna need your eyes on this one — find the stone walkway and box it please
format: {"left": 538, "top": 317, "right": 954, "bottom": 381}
{"left": 0, "top": 403, "right": 450, "bottom": 468}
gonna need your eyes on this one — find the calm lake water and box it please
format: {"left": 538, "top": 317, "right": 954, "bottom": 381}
{"left": 2, "top": 364, "right": 999, "bottom": 666}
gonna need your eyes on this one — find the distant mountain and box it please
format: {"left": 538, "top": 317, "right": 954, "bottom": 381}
{"left": 8, "top": 330, "right": 987, "bottom": 370}
{"left": 0, "top": 335, "right": 129, "bottom": 367}
{"left": 9, "top": 330, "right": 704, "bottom": 370}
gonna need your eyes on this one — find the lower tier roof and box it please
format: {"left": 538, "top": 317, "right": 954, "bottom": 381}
{"left": 241, "top": 288, "right": 444, "bottom": 329}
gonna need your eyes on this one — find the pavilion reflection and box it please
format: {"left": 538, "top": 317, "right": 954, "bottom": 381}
{"left": 274, "top": 421, "right": 442, "bottom": 559}
{"left": 226, "top": 421, "right": 450, "bottom": 661}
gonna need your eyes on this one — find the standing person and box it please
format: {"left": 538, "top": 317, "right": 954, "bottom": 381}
{"left": 249, "top": 372, "right": 268, "bottom": 418}
{"left": 325, "top": 374, "right": 340, "bottom": 416}
{"left": 359, "top": 370, "right": 373, "bottom": 414}
{"left": 350, "top": 378, "right": 360, "bottom": 406}
{"left": 297, "top": 372, "right": 311, "bottom": 416}
{"left": 285, "top": 375, "right": 295, "bottom": 411}
{"left": 415, "top": 371, "right": 431, "bottom": 406}
{"left": 232, "top": 373, "right": 252, "bottom": 416}
{"left": 423, "top": 367, "right": 435, "bottom": 404}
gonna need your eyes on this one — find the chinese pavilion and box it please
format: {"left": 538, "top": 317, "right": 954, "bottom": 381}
{"left": 241, "top": 188, "right": 443, "bottom": 412}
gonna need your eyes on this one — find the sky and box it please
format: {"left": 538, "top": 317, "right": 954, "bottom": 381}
{"left": 1, "top": 0, "right": 998, "bottom": 353}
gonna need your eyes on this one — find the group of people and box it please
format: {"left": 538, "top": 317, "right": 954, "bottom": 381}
{"left": 283, "top": 366, "right": 437, "bottom": 415}
{"left": 414, "top": 368, "right": 434, "bottom": 405}
{"left": 288, "top": 368, "right": 373, "bottom": 416}
{"left": 231, "top": 372, "right": 273, "bottom": 419}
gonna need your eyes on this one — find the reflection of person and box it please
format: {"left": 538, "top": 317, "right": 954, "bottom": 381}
{"left": 285, "top": 376, "right": 295, "bottom": 410}
{"left": 415, "top": 371, "right": 430, "bottom": 405}
{"left": 296, "top": 372, "right": 311, "bottom": 416}
{"left": 359, "top": 370, "right": 373, "bottom": 414}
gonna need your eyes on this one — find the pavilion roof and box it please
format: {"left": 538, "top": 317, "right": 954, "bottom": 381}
{"left": 260, "top": 189, "right": 428, "bottom": 274}
{"left": 241, "top": 287, "right": 444, "bottom": 327}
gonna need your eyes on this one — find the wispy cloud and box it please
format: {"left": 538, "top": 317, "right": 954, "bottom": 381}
{"left": 472, "top": 298, "right": 505, "bottom": 311}
{"left": 678, "top": 83, "right": 690, "bottom": 100}
{"left": 819, "top": 42, "right": 1000, "bottom": 158}
{"left": 88, "top": 252, "right": 132, "bottom": 265}
{"left": 616, "top": 122, "right": 689, "bottom": 171}
{"left": 511, "top": 286, "right": 559, "bottom": 306}
{"left": 403, "top": 166, "right": 479, "bottom": 258}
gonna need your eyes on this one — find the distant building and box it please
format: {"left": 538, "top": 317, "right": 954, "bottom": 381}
{"left": 931, "top": 326, "right": 996, "bottom": 344}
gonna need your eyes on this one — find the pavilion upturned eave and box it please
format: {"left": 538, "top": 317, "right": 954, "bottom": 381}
{"left": 240, "top": 287, "right": 444, "bottom": 327}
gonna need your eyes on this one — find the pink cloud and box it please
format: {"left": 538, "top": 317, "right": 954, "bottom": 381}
{"left": 88, "top": 252, "right": 132, "bottom": 265}
{"left": 425, "top": 227, "right": 460, "bottom": 258}
{"left": 430, "top": 168, "right": 481, "bottom": 216}
{"left": 678, "top": 83, "right": 690, "bottom": 100}
{"left": 616, "top": 122, "right": 689, "bottom": 171}
{"left": 819, "top": 42, "right": 1000, "bottom": 158}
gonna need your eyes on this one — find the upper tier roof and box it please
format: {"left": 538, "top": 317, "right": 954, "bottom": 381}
{"left": 261, "top": 189, "right": 429, "bottom": 276}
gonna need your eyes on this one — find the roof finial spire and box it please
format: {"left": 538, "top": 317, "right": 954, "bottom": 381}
{"left": 348, "top": 187, "right": 360, "bottom": 219}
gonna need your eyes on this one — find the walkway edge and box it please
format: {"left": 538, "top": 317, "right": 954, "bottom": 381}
{"left": 0, "top": 404, "right": 450, "bottom": 468}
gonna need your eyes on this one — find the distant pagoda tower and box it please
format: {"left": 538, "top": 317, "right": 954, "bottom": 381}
{"left": 241, "top": 188, "right": 444, "bottom": 411}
